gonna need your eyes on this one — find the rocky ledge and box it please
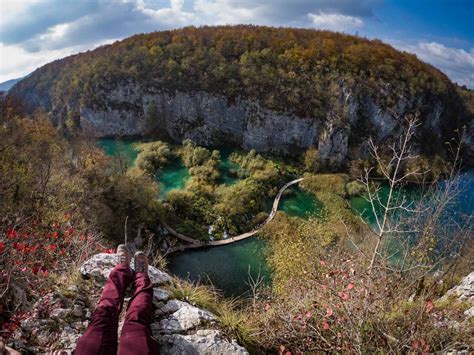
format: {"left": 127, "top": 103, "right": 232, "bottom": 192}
{"left": 443, "top": 271, "right": 474, "bottom": 319}
{"left": 8, "top": 253, "right": 248, "bottom": 354}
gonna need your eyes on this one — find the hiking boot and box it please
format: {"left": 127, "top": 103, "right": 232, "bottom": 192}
{"left": 134, "top": 251, "right": 148, "bottom": 274}
{"left": 116, "top": 244, "right": 131, "bottom": 266}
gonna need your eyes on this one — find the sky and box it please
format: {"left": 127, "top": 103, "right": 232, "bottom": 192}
{"left": 0, "top": 0, "right": 473, "bottom": 88}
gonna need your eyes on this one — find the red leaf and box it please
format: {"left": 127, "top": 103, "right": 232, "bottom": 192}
{"left": 7, "top": 227, "right": 17, "bottom": 239}
{"left": 425, "top": 300, "right": 433, "bottom": 313}
{"left": 264, "top": 303, "right": 271, "bottom": 311}
{"left": 305, "top": 311, "right": 312, "bottom": 318}
{"left": 278, "top": 345, "right": 285, "bottom": 355}
{"left": 322, "top": 321, "right": 330, "bottom": 330}
{"left": 338, "top": 292, "right": 350, "bottom": 300}
{"left": 347, "top": 283, "right": 354, "bottom": 290}
{"left": 325, "top": 308, "right": 333, "bottom": 317}
{"left": 422, "top": 344, "right": 430, "bottom": 355}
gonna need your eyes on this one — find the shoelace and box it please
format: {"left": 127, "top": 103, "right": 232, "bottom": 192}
{"left": 117, "top": 253, "right": 128, "bottom": 265}
{"left": 134, "top": 258, "right": 147, "bottom": 273}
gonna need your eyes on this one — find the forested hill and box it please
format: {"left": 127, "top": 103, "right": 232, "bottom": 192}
{"left": 10, "top": 25, "right": 456, "bottom": 113}
{"left": 8, "top": 25, "right": 474, "bottom": 166}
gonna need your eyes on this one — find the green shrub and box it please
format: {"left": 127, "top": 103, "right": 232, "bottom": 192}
{"left": 135, "top": 141, "right": 174, "bottom": 176}
{"left": 303, "top": 148, "right": 320, "bottom": 173}
{"left": 346, "top": 180, "right": 366, "bottom": 197}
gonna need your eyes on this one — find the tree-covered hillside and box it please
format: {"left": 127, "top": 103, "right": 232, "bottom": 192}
{"left": 10, "top": 25, "right": 459, "bottom": 116}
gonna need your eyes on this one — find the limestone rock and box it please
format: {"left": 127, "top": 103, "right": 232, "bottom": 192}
{"left": 445, "top": 272, "right": 474, "bottom": 302}
{"left": 153, "top": 288, "right": 170, "bottom": 307}
{"left": 50, "top": 308, "right": 69, "bottom": 319}
{"left": 79, "top": 253, "right": 172, "bottom": 285}
{"left": 160, "top": 329, "right": 248, "bottom": 355}
{"left": 153, "top": 301, "right": 216, "bottom": 334}
{"left": 464, "top": 307, "right": 474, "bottom": 318}
{"left": 72, "top": 304, "right": 84, "bottom": 318}
{"left": 147, "top": 264, "right": 173, "bottom": 285}
{"left": 159, "top": 299, "right": 184, "bottom": 314}
{"left": 79, "top": 253, "right": 116, "bottom": 281}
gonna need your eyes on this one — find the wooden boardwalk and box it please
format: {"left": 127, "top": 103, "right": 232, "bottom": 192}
{"left": 165, "top": 178, "right": 304, "bottom": 253}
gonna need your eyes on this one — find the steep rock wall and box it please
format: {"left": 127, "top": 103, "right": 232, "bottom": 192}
{"left": 76, "top": 81, "right": 442, "bottom": 166}
{"left": 80, "top": 85, "right": 321, "bottom": 156}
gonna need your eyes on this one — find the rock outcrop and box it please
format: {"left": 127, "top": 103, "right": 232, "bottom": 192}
{"left": 8, "top": 253, "right": 248, "bottom": 354}
{"left": 160, "top": 330, "right": 248, "bottom": 354}
{"left": 443, "top": 271, "right": 474, "bottom": 319}
{"left": 74, "top": 83, "right": 455, "bottom": 167}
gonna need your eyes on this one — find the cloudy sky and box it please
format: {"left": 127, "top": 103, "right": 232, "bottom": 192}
{"left": 0, "top": 0, "right": 473, "bottom": 88}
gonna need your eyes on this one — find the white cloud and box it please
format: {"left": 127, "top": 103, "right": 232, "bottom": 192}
{"left": 0, "top": 39, "right": 116, "bottom": 83}
{"left": 138, "top": 2, "right": 196, "bottom": 27}
{"left": 395, "top": 41, "right": 474, "bottom": 88}
{"left": 193, "top": 0, "right": 267, "bottom": 25}
{"left": 170, "top": 0, "right": 184, "bottom": 11}
{"left": 308, "top": 12, "right": 363, "bottom": 32}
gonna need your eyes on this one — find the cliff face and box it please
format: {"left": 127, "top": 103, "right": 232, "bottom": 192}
{"left": 80, "top": 83, "right": 319, "bottom": 154}
{"left": 74, "top": 80, "right": 452, "bottom": 166}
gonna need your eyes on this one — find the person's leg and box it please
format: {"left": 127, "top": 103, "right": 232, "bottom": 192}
{"left": 118, "top": 252, "right": 159, "bottom": 355}
{"left": 75, "top": 246, "right": 132, "bottom": 355}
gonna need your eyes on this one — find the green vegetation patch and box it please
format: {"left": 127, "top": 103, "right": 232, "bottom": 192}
{"left": 131, "top": 140, "right": 290, "bottom": 240}
{"left": 300, "top": 174, "right": 363, "bottom": 233}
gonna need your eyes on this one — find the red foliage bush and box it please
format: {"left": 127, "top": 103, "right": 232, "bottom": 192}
{"left": 0, "top": 214, "right": 105, "bottom": 337}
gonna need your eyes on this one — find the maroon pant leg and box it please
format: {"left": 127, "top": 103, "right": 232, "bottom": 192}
{"left": 75, "top": 264, "right": 132, "bottom": 355}
{"left": 118, "top": 273, "right": 159, "bottom": 355}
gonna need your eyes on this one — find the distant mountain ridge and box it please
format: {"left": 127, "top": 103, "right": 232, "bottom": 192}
{"left": 8, "top": 25, "right": 474, "bottom": 166}
{"left": 0, "top": 78, "right": 23, "bottom": 92}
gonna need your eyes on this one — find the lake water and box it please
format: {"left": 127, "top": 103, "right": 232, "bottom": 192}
{"left": 167, "top": 237, "right": 271, "bottom": 297}
{"left": 98, "top": 139, "right": 473, "bottom": 296}
{"left": 217, "top": 148, "right": 241, "bottom": 186}
{"left": 157, "top": 159, "right": 189, "bottom": 198}
{"left": 278, "top": 185, "right": 324, "bottom": 218}
{"left": 98, "top": 138, "right": 139, "bottom": 165}
{"left": 349, "top": 171, "right": 474, "bottom": 227}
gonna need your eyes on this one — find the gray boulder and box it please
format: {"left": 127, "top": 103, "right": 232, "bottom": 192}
{"left": 153, "top": 300, "right": 216, "bottom": 334}
{"left": 160, "top": 329, "right": 248, "bottom": 355}
{"left": 445, "top": 272, "right": 474, "bottom": 301}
